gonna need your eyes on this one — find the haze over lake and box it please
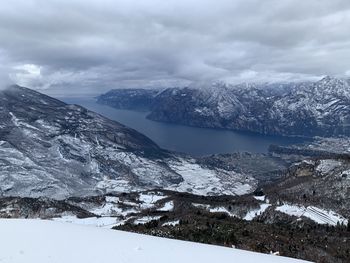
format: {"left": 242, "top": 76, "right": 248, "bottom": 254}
{"left": 62, "top": 97, "right": 308, "bottom": 156}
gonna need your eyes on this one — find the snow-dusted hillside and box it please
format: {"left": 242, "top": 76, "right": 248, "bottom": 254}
{"left": 0, "top": 85, "right": 256, "bottom": 198}
{"left": 0, "top": 219, "right": 310, "bottom": 263}
{"left": 98, "top": 76, "right": 350, "bottom": 137}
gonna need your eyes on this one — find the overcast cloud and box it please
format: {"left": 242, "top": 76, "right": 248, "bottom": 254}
{"left": 1, "top": 0, "right": 350, "bottom": 95}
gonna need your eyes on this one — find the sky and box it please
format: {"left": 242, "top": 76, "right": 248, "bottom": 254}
{"left": 1, "top": 0, "right": 350, "bottom": 95}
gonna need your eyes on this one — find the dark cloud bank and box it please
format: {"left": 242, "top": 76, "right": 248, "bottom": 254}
{"left": 1, "top": 0, "right": 350, "bottom": 95}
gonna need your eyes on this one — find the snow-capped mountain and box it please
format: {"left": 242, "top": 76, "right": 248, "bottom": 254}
{"left": 98, "top": 76, "right": 350, "bottom": 137}
{"left": 0, "top": 85, "right": 256, "bottom": 198}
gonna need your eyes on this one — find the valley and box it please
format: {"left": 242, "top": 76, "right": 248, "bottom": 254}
{"left": 2, "top": 1, "right": 350, "bottom": 262}
{"left": 62, "top": 97, "right": 308, "bottom": 156}
{"left": 0, "top": 85, "right": 349, "bottom": 262}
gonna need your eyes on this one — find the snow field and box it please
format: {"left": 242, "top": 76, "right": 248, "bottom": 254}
{"left": 276, "top": 204, "right": 348, "bottom": 226}
{"left": 0, "top": 219, "right": 310, "bottom": 263}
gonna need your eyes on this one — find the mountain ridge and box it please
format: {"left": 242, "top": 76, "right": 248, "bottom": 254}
{"left": 97, "top": 76, "right": 350, "bottom": 137}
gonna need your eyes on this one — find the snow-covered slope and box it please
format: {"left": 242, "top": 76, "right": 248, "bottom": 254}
{"left": 0, "top": 219, "right": 310, "bottom": 263}
{"left": 0, "top": 85, "right": 256, "bottom": 198}
{"left": 276, "top": 204, "right": 348, "bottom": 226}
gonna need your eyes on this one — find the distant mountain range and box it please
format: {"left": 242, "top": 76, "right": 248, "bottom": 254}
{"left": 97, "top": 76, "right": 350, "bottom": 137}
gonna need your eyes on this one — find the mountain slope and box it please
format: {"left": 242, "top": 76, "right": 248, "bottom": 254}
{"left": 0, "top": 85, "right": 256, "bottom": 198}
{"left": 0, "top": 219, "right": 310, "bottom": 263}
{"left": 98, "top": 77, "right": 350, "bottom": 137}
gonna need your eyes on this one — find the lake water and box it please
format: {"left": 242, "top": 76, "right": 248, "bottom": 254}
{"left": 61, "top": 97, "right": 308, "bottom": 156}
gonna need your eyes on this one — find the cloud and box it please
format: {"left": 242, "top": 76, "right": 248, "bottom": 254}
{"left": 0, "top": 51, "right": 14, "bottom": 89}
{"left": 0, "top": 0, "right": 350, "bottom": 95}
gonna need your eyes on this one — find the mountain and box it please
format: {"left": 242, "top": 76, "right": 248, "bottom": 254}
{"left": 97, "top": 88, "right": 159, "bottom": 111}
{"left": 97, "top": 77, "right": 350, "bottom": 137}
{"left": 0, "top": 85, "right": 258, "bottom": 199}
{"left": 2, "top": 85, "right": 349, "bottom": 262}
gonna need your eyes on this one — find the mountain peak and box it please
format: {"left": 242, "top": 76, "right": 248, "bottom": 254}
{"left": 320, "top": 75, "right": 333, "bottom": 82}
{"left": 315, "top": 75, "right": 350, "bottom": 97}
{"left": 317, "top": 75, "right": 347, "bottom": 85}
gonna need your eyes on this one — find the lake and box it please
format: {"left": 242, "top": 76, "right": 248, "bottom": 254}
{"left": 61, "top": 97, "right": 308, "bottom": 156}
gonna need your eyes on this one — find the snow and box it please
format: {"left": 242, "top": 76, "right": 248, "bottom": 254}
{"left": 217, "top": 99, "right": 237, "bottom": 118}
{"left": 107, "top": 152, "right": 181, "bottom": 188}
{"left": 0, "top": 219, "right": 310, "bottom": 263}
{"left": 52, "top": 215, "right": 124, "bottom": 228}
{"left": 162, "top": 220, "right": 180, "bottom": 226}
{"left": 209, "top": 206, "right": 237, "bottom": 217}
{"left": 157, "top": 201, "right": 174, "bottom": 211}
{"left": 96, "top": 178, "right": 138, "bottom": 193}
{"left": 168, "top": 159, "right": 222, "bottom": 195}
{"left": 133, "top": 215, "right": 162, "bottom": 224}
{"left": 244, "top": 204, "right": 271, "bottom": 221}
{"left": 9, "top": 112, "right": 20, "bottom": 126}
{"left": 192, "top": 203, "right": 239, "bottom": 218}
{"left": 301, "top": 160, "right": 315, "bottom": 165}
{"left": 316, "top": 160, "right": 342, "bottom": 175}
{"left": 89, "top": 196, "right": 138, "bottom": 217}
{"left": 276, "top": 204, "right": 348, "bottom": 226}
{"left": 167, "top": 158, "right": 255, "bottom": 196}
{"left": 80, "top": 194, "right": 174, "bottom": 220}
{"left": 254, "top": 195, "right": 266, "bottom": 201}
{"left": 194, "top": 107, "right": 212, "bottom": 116}
{"left": 139, "top": 192, "right": 167, "bottom": 205}
{"left": 192, "top": 202, "right": 272, "bottom": 220}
